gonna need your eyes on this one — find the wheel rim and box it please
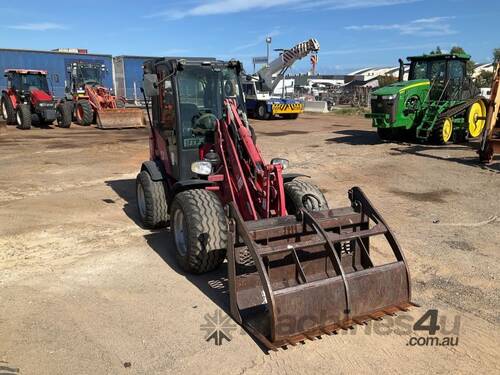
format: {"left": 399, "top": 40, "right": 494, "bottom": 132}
{"left": 173, "top": 209, "right": 188, "bottom": 257}
{"left": 468, "top": 101, "right": 486, "bottom": 138}
{"left": 442, "top": 118, "right": 453, "bottom": 143}
{"left": 1, "top": 101, "right": 7, "bottom": 119}
{"left": 136, "top": 182, "right": 146, "bottom": 219}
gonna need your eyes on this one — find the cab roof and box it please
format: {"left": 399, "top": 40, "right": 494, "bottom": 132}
{"left": 407, "top": 53, "right": 470, "bottom": 62}
{"left": 4, "top": 68, "right": 48, "bottom": 75}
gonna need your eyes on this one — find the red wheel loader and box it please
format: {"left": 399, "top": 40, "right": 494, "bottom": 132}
{"left": 136, "top": 58, "right": 415, "bottom": 350}
{"left": 65, "top": 61, "right": 143, "bottom": 129}
{"left": 479, "top": 63, "right": 500, "bottom": 163}
{"left": 1, "top": 69, "right": 71, "bottom": 129}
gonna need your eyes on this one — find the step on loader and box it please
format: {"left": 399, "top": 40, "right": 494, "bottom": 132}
{"left": 65, "top": 61, "right": 144, "bottom": 129}
{"left": 136, "top": 57, "right": 415, "bottom": 350}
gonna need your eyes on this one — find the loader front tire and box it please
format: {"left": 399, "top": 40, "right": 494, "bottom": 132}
{"left": 284, "top": 179, "right": 329, "bottom": 214}
{"left": 75, "top": 100, "right": 93, "bottom": 126}
{"left": 171, "top": 189, "right": 227, "bottom": 274}
{"left": 136, "top": 171, "right": 168, "bottom": 229}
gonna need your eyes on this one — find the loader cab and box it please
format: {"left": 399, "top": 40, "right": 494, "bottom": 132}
{"left": 144, "top": 58, "right": 245, "bottom": 180}
{"left": 67, "top": 62, "right": 106, "bottom": 91}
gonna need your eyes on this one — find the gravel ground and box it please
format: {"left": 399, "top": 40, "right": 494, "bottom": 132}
{"left": 0, "top": 113, "right": 498, "bottom": 374}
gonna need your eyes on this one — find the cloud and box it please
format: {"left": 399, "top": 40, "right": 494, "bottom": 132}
{"left": 146, "top": 0, "right": 420, "bottom": 19}
{"left": 232, "top": 29, "right": 282, "bottom": 52}
{"left": 321, "top": 42, "right": 454, "bottom": 55}
{"left": 7, "top": 22, "right": 67, "bottom": 31}
{"left": 345, "top": 16, "right": 457, "bottom": 36}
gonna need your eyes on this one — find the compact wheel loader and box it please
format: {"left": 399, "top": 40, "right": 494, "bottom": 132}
{"left": 64, "top": 61, "right": 144, "bottom": 129}
{"left": 136, "top": 58, "right": 414, "bottom": 350}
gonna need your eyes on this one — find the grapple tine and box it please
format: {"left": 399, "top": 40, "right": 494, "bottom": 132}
{"left": 227, "top": 187, "right": 414, "bottom": 350}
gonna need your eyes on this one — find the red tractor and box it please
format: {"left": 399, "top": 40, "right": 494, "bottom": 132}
{"left": 1, "top": 69, "right": 72, "bottom": 129}
{"left": 65, "top": 61, "right": 143, "bottom": 129}
{"left": 136, "top": 58, "right": 414, "bottom": 350}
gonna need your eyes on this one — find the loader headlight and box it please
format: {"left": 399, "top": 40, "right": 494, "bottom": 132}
{"left": 271, "top": 158, "right": 289, "bottom": 170}
{"left": 191, "top": 161, "right": 212, "bottom": 176}
{"left": 382, "top": 95, "right": 396, "bottom": 100}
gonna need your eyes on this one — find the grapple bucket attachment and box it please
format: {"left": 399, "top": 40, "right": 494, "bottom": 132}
{"left": 227, "top": 187, "right": 415, "bottom": 350}
{"left": 96, "top": 108, "right": 145, "bottom": 129}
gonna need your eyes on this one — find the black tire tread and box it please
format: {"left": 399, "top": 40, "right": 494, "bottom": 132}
{"left": 16, "top": 104, "right": 31, "bottom": 130}
{"left": 1, "top": 94, "right": 16, "bottom": 124}
{"left": 76, "top": 100, "right": 93, "bottom": 126}
{"left": 57, "top": 102, "right": 73, "bottom": 128}
{"left": 171, "top": 189, "right": 227, "bottom": 274}
{"left": 136, "top": 171, "right": 168, "bottom": 228}
{"left": 284, "top": 179, "right": 329, "bottom": 214}
{"left": 431, "top": 120, "right": 449, "bottom": 145}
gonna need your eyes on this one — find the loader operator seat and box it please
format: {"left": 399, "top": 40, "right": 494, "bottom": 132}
{"left": 180, "top": 102, "right": 200, "bottom": 138}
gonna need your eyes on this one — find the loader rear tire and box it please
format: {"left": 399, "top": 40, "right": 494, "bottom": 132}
{"left": 56, "top": 102, "right": 72, "bottom": 128}
{"left": 171, "top": 189, "right": 227, "bottom": 274}
{"left": 136, "top": 171, "right": 168, "bottom": 229}
{"left": 16, "top": 104, "right": 31, "bottom": 130}
{"left": 1, "top": 94, "right": 16, "bottom": 124}
{"left": 75, "top": 100, "right": 93, "bottom": 126}
{"left": 284, "top": 179, "right": 329, "bottom": 214}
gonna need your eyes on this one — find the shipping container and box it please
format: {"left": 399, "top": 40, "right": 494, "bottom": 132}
{"left": 0, "top": 48, "right": 113, "bottom": 98}
{"left": 113, "top": 55, "right": 216, "bottom": 103}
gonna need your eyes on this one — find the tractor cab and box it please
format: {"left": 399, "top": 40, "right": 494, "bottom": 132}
{"left": 406, "top": 53, "right": 476, "bottom": 101}
{"left": 144, "top": 58, "right": 246, "bottom": 180}
{"left": 67, "top": 61, "right": 106, "bottom": 92}
{"left": 5, "top": 69, "right": 51, "bottom": 99}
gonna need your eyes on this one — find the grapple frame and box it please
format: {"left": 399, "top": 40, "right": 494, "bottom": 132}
{"left": 227, "top": 186, "right": 415, "bottom": 350}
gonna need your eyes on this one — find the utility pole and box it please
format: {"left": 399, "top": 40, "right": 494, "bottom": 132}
{"left": 266, "top": 37, "right": 272, "bottom": 66}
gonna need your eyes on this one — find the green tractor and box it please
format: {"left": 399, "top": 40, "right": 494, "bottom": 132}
{"left": 367, "top": 53, "right": 487, "bottom": 144}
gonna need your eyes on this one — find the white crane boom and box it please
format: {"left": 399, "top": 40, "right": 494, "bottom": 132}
{"left": 256, "top": 38, "right": 320, "bottom": 92}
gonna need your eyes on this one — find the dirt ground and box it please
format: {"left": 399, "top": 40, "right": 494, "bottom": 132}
{"left": 0, "top": 114, "right": 498, "bottom": 375}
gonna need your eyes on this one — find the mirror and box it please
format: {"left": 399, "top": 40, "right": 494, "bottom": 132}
{"left": 143, "top": 73, "right": 159, "bottom": 97}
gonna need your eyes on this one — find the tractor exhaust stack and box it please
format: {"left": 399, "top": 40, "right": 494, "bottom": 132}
{"left": 227, "top": 187, "right": 415, "bottom": 350}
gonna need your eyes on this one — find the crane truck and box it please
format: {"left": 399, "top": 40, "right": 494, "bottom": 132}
{"left": 243, "top": 38, "right": 320, "bottom": 120}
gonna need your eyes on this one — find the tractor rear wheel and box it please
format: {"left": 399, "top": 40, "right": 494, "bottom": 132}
{"left": 257, "top": 103, "right": 270, "bottom": 120}
{"left": 466, "top": 100, "right": 486, "bottom": 138}
{"left": 1, "top": 94, "right": 16, "bottom": 124}
{"left": 16, "top": 104, "right": 31, "bottom": 130}
{"left": 284, "top": 179, "right": 329, "bottom": 214}
{"left": 136, "top": 171, "right": 168, "bottom": 229}
{"left": 75, "top": 100, "right": 93, "bottom": 126}
{"left": 56, "top": 102, "right": 73, "bottom": 128}
{"left": 170, "top": 189, "right": 227, "bottom": 274}
{"left": 432, "top": 117, "right": 453, "bottom": 145}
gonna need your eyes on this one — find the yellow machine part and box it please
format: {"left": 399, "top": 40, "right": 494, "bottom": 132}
{"left": 442, "top": 117, "right": 453, "bottom": 143}
{"left": 96, "top": 108, "right": 145, "bottom": 129}
{"left": 468, "top": 100, "right": 487, "bottom": 138}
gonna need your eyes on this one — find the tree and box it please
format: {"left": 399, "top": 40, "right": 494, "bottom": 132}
{"left": 475, "top": 70, "right": 494, "bottom": 88}
{"left": 493, "top": 48, "right": 500, "bottom": 63}
{"left": 377, "top": 74, "right": 398, "bottom": 88}
{"left": 429, "top": 46, "right": 442, "bottom": 55}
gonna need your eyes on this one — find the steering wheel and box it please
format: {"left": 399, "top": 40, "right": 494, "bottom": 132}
{"left": 192, "top": 113, "right": 218, "bottom": 135}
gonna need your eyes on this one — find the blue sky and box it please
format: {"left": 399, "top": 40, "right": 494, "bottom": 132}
{"left": 0, "top": 0, "right": 498, "bottom": 73}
